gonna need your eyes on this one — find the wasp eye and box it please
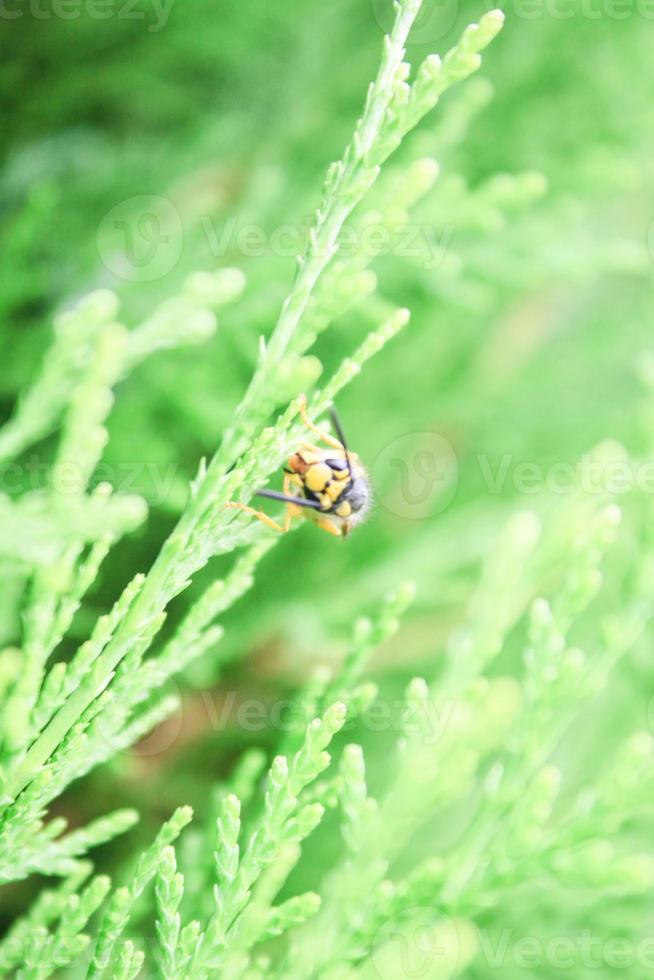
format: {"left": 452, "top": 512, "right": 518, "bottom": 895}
{"left": 346, "top": 477, "right": 368, "bottom": 512}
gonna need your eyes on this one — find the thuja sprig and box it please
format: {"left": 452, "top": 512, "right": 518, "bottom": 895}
{"left": 0, "top": 864, "right": 92, "bottom": 973}
{"left": 288, "top": 673, "right": 521, "bottom": 978}
{"left": 0, "top": 808, "right": 138, "bottom": 883}
{"left": 87, "top": 805, "right": 193, "bottom": 979}
{"left": 0, "top": 543, "right": 272, "bottom": 890}
{"left": 0, "top": 270, "right": 237, "bottom": 468}
{"left": 400, "top": 9, "right": 505, "bottom": 138}
{"left": 111, "top": 941, "right": 145, "bottom": 980}
{"left": 2, "top": 311, "right": 132, "bottom": 758}
{"left": 0, "top": 5, "right": 512, "bottom": 975}
{"left": 433, "top": 506, "right": 637, "bottom": 911}
{"left": 0, "top": 271, "right": 240, "bottom": 790}
{"left": 155, "top": 846, "right": 185, "bottom": 979}
{"left": 6, "top": 873, "right": 111, "bottom": 980}
{"left": 0, "top": 1, "right": 506, "bottom": 821}
{"left": 328, "top": 581, "right": 417, "bottom": 701}
{"left": 214, "top": 0, "right": 426, "bottom": 464}
{"left": 0, "top": 291, "right": 119, "bottom": 467}
{"left": 0, "top": 537, "right": 270, "bottom": 845}
{"left": 194, "top": 702, "right": 346, "bottom": 974}
{"left": 279, "top": 581, "right": 415, "bottom": 757}
{"left": 0, "top": 490, "right": 146, "bottom": 567}
{"left": 213, "top": 2, "right": 504, "bottom": 469}
{"left": 145, "top": 705, "right": 350, "bottom": 978}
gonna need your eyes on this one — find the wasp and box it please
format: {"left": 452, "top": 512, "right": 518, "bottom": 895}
{"left": 226, "top": 395, "right": 370, "bottom": 537}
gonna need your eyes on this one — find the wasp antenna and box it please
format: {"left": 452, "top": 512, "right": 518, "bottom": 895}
{"left": 256, "top": 489, "right": 322, "bottom": 511}
{"left": 328, "top": 407, "right": 348, "bottom": 450}
{"left": 329, "top": 407, "right": 354, "bottom": 477}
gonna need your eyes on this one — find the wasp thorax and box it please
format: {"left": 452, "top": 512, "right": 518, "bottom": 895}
{"left": 288, "top": 452, "right": 307, "bottom": 474}
{"left": 304, "top": 462, "right": 333, "bottom": 493}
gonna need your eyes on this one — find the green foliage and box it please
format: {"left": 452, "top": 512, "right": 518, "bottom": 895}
{"left": 2, "top": 0, "right": 654, "bottom": 977}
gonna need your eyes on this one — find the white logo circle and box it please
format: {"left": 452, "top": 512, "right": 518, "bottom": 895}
{"left": 92, "top": 678, "right": 184, "bottom": 759}
{"left": 97, "top": 194, "right": 183, "bottom": 283}
{"left": 371, "top": 431, "right": 458, "bottom": 519}
{"left": 371, "top": 908, "right": 462, "bottom": 980}
{"left": 371, "top": 0, "right": 459, "bottom": 44}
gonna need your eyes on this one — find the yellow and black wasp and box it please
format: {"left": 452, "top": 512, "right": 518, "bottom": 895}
{"left": 226, "top": 395, "right": 370, "bottom": 537}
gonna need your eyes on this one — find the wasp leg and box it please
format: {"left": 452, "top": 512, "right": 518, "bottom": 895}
{"left": 281, "top": 474, "right": 296, "bottom": 532}
{"left": 226, "top": 476, "right": 298, "bottom": 534}
{"left": 313, "top": 517, "right": 343, "bottom": 537}
{"left": 298, "top": 394, "right": 345, "bottom": 452}
{"left": 298, "top": 441, "right": 327, "bottom": 456}
{"left": 225, "top": 502, "right": 290, "bottom": 533}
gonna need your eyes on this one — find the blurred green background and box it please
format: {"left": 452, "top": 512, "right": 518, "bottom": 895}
{"left": 2, "top": 0, "right": 654, "bottom": 947}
